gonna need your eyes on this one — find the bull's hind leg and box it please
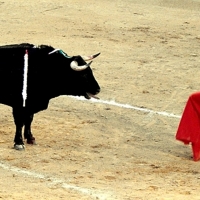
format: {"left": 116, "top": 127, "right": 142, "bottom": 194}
{"left": 12, "top": 107, "right": 25, "bottom": 150}
{"left": 24, "top": 113, "right": 36, "bottom": 145}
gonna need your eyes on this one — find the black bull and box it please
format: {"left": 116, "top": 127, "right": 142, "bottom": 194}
{"left": 0, "top": 43, "right": 100, "bottom": 150}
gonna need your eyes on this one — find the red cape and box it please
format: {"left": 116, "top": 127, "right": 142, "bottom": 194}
{"left": 176, "top": 92, "right": 200, "bottom": 161}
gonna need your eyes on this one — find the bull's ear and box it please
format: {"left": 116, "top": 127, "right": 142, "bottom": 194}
{"left": 81, "top": 53, "right": 100, "bottom": 61}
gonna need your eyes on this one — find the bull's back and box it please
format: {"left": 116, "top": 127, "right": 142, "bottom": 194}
{"left": 0, "top": 44, "right": 39, "bottom": 107}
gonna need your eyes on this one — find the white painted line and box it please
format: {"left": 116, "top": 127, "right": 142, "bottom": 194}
{"left": 69, "top": 96, "right": 181, "bottom": 119}
{"left": 0, "top": 162, "right": 114, "bottom": 200}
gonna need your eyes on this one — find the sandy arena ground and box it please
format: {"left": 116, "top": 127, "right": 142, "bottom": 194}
{"left": 0, "top": 0, "right": 200, "bottom": 199}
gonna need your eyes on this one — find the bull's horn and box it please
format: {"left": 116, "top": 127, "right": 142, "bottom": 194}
{"left": 81, "top": 52, "right": 100, "bottom": 61}
{"left": 48, "top": 49, "right": 60, "bottom": 55}
{"left": 70, "top": 61, "right": 92, "bottom": 71}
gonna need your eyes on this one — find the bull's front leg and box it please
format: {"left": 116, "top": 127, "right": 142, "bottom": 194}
{"left": 14, "top": 126, "right": 24, "bottom": 150}
{"left": 12, "top": 107, "right": 25, "bottom": 150}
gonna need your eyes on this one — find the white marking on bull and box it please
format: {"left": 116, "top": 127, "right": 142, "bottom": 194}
{"left": 22, "top": 50, "right": 28, "bottom": 107}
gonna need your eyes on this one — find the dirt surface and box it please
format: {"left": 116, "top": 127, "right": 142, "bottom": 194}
{"left": 1, "top": 0, "right": 200, "bottom": 199}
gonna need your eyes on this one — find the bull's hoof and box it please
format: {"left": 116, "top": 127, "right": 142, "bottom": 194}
{"left": 14, "top": 144, "right": 25, "bottom": 151}
{"left": 27, "top": 137, "right": 36, "bottom": 145}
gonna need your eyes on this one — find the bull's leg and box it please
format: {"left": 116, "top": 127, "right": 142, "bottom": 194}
{"left": 12, "top": 107, "right": 25, "bottom": 150}
{"left": 24, "top": 113, "right": 36, "bottom": 145}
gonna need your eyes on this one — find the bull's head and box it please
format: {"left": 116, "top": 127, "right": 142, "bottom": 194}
{"left": 48, "top": 49, "right": 101, "bottom": 99}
